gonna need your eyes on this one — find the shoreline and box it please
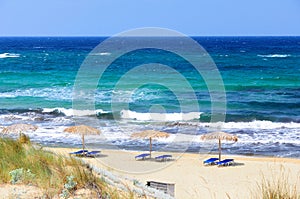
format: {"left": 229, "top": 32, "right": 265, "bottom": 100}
{"left": 43, "top": 144, "right": 300, "bottom": 161}
{"left": 39, "top": 144, "right": 300, "bottom": 161}
{"left": 45, "top": 146, "right": 300, "bottom": 199}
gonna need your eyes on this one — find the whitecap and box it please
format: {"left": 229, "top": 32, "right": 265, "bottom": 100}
{"left": 0, "top": 87, "right": 73, "bottom": 100}
{"left": 257, "top": 54, "right": 291, "bottom": 58}
{"left": 91, "top": 52, "right": 111, "bottom": 56}
{"left": 0, "top": 53, "right": 20, "bottom": 59}
{"left": 42, "top": 107, "right": 108, "bottom": 117}
{"left": 198, "top": 120, "right": 300, "bottom": 129}
{"left": 120, "top": 110, "right": 201, "bottom": 121}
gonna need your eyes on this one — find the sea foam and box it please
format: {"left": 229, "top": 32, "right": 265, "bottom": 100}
{"left": 42, "top": 108, "right": 108, "bottom": 117}
{"left": 91, "top": 52, "right": 111, "bottom": 56}
{"left": 0, "top": 87, "right": 72, "bottom": 100}
{"left": 120, "top": 110, "right": 201, "bottom": 121}
{"left": 197, "top": 120, "right": 300, "bottom": 129}
{"left": 257, "top": 54, "right": 291, "bottom": 58}
{"left": 0, "top": 53, "right": 20, "bottom": 58}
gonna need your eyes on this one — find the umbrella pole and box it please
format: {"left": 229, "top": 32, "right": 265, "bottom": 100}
{"left": 82, "top": 134, "right": 85, "bottom": 153}
{"left": 150, "top": 137, "right": 152, "bottom": 158}
{"left": 219, "top": 138, "right": 221, "bottom": 161}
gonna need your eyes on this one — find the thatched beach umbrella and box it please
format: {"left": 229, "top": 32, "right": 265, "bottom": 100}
{"left": 131, "top": 130, "right": 170, "bottom": 158}
{"left": 1, "top": 123, "right": 38, "bottom": 134}
{"left": 200, "top": 131, "right": 238, "bottom": 161}
{"left": 64, "top": 125, "right": 101, "bottom": 151}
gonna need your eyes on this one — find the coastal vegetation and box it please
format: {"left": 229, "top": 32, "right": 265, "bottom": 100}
{"left": 0, "top": 137, "right": 134, "bottom": 198}
{"left": 253, "top": 169, "right": 300, "bottom": 199}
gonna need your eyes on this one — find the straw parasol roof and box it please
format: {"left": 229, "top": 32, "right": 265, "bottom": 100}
{"left": 131, "top": 130, "right": 170, "bottom": 158}
{"left": 201, "top": 131, "right": 238, "bottom": 142}
{"left": 131, "top": 130, "right": 170, "bottom": 139}
{"left": 200, "top": 131, "right": 238, "bottom": 161}
{"left": 64, "top": 125, "right": 100, "bottom": 135}
{"left": 64, "top": 125, "right": 101, "bottom": 151}
{"left": 1, "top": 123, "right": 38, "bottom": 134}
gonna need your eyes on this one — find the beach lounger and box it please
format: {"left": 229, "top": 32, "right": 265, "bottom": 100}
{"left": 69, "top": 150, "right": 88, "bottom": 155}
{"left": 86, "top": 150, "right": 101, "bottom": 157}
{"left": 135, "top": 153, "right": 150, "bottom": 160}
{"left": 216, "top": 159, "right": 234, "bottom": 167}
{"left": 155, "top": 154, "right": 172, "bottom": 161}
{"left": 203, "top": 158, "right": 219, "bottom": 165}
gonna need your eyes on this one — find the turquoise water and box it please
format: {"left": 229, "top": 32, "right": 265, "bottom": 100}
{"left": 0, "top": 37, "right": 299, "bottom": 157}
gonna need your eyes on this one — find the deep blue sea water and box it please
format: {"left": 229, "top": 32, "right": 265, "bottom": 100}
{"left": 0, "top": 37, "right": 299, "bottom": 158}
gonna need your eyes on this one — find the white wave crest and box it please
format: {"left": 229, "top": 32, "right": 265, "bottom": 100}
{"left": 42, "top": 108, "right": 108, "bottom": 116}
{"left": 0, "top": 87, "right": 72, "bottom": 100}
{"left": 0, "top": 87, "right": 142, "bottom": 103}
{"left": 257, "top": 54, "right": 291, "bottom": 58}
{"left": 91, "top": 52, "right": 111, "bottom": 56}
{"left": 198, "top": 120, "right": 300, "bottom": 129}
{"left": 0, "top": 53, "right": 20, "bottom": 59}
{"left": 120, "top": 110, "right": 201, "bottom": 121}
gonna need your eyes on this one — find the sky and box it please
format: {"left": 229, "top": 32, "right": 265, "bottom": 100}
{"left": 0, "top": 0, "right": 300, "bottom": 36}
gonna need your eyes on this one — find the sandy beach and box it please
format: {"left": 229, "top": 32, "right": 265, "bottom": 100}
{"left": 45, "top": 147, "right": 300, "bottom": 199}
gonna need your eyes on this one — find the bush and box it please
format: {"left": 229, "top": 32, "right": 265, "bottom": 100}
{"left": 9, "top": 168, "right": 36, "bottom": 184}
{"left": 60, "top": 175, "right": 78, "bottom": 198}
{"left": 9, "top": 168, "right": 24, "bottom": 184}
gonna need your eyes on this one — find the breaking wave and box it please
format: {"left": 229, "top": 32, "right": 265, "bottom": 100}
{"left": 0, "top": 53, "right": 20, "bottom": 58}
{"left": 120, "top": 110, "right": 202, "bottom": 121}
{"left": 257, "top": 54, "right": 291, "bottom": 58}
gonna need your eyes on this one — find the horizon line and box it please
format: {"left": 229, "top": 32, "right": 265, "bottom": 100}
{"left": 0, "top": 35, "right": 300, "bottom": 37}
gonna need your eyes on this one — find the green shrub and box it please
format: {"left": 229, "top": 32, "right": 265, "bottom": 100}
{"left": 64, "top": 175, "right": 77, "bottom": 190}
{"left": 60, "top": 175, "right": 78, "bottom": 198}
{"left": 8, "top": 168, "right": 36, "bottom": 185}
{"left": 9, "top": 168, "right": 24, "bottom": 184}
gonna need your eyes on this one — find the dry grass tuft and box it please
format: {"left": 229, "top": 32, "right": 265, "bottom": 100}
{"left": 252, "top": 166, "right": 300, "bottom": 199}
{"left": 0, "top": 137, "right": 136, "bottom": 198}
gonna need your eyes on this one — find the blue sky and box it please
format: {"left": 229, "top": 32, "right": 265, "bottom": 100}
{"left": 1, "top": 0, "right": 300, "bottom": 36}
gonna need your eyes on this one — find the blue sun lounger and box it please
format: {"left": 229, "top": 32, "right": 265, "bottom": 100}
{"left": 155, "top": 155, "right": 172, "bottom": 161}
{"left": 69, "top": 150, "right": 88, "bottom": 155}
{"left": 203, "top": 158, "right": 219, "bottom": 165}
{"left": 216, "top": 159, "right": 234, "bottom": 167}
{"left": 86, "top": 150, "right": 101, "bottom": 157}
{"left": 135, "top": 153, "right": 150, "bottom": 160}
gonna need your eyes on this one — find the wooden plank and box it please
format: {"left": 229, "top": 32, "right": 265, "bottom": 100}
{"left": 147, "top": 181, "right": 175, "bottom": 197}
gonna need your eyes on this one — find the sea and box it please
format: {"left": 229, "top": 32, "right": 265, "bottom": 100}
{"left": 0, "top": 36, "right": 299, "bottom": 158}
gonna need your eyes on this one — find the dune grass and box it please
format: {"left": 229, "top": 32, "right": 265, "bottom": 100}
{"left": 0, "top": 137, "right": 134, "bottom": 198}
{"left": 253, "top": 167, "right": 300, "bottom": 199}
